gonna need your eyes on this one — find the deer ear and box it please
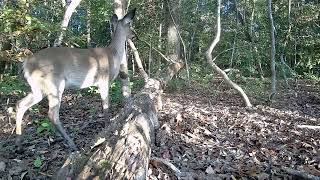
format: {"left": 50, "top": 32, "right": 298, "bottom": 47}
{"left": 123, "top": 8, "right": 136, "bottom": 24}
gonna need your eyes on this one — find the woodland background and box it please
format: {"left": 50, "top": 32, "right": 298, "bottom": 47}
{"left": 0, "top": 0, "right": 319, "bottom": 179}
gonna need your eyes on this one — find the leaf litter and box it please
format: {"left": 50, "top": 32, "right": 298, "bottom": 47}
{"left": 151, "top": 79, "right": 320, "bottom": 179}
{"left": 0, "top": 79, "right": 319, "bottom": 179}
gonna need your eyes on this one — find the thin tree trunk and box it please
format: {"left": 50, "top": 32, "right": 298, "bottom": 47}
{"left": 114, "top": 0, "right": 125, "bottom": 18}
{"left": 167, "top": 0, "right": 190, "bottom": 81}
{"left": 280, "top": 0, "right": 292, "bottom": 88}
{"left": 148, "top": 38, "right": 152, "bottom": 76}
{"left": 249, "top": 0, "right": 264, "bottom": 78}
{"left": 61, "top": 0, "right": 66, "bottom": 8}
{"left": 232, "top": 0, "right": 252, "bottom": 43}
{"left": 166, "top": 0, "right": 180, "bottom": 62}
{"left": 158, "top": 2, "right": 163, "bottom": 50}
{"left": 230, "top": 4, "right": 239, "bottom": 69}
{"left": 205, "top": 0, "right": 252, "bottom": 107}
{"left": 54, "top": 0, "right": 82, "bottom": 47}
{"left": 233, "top": 0, "right": 263, "bottom": 76}
{"left": 280, "top": 54, "right": 289, "bottom": 87}
{"left": 156, "top": 3, "right": 164, "bottom": 74}
{"left": 86, "top": 1, "right": 91, "bottom": 47}
{"left": 267, "top": 0, "right": 276, "bottom": 99}
{"left": 229, "top": 32, "right": 237, "bottom": 68}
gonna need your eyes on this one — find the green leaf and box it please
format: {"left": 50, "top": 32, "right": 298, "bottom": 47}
{"left": 33, "top": 157, "right": 42, "bottom": 168}
{"left": 36, "top": 126, "right": 45, "bottom": 134}
{"left": 25, "top": 15, "right": 32, "bottom": 25}
{"left": 41, "top": 122, "right": 50, "bottom": 128}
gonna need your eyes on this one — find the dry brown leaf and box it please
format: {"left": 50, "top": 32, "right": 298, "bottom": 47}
{"left": 205, "top": 165, "right": 215, "bottom": 174}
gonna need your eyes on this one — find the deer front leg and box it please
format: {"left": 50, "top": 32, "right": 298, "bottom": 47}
{"left": 98, "top": 79, "right": 110, "bottom": 118}
{"left": 119, "top": 63, "right": 132, "bottom": 108}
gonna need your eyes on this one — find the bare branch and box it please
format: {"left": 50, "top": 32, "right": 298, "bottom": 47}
{"left": 128, "top": 39, "right": 149, "bottom": 81}
{"left": 204, "top": 0, "right": 252, "bottom": 107}
{"left": 137, "top": 37, "right": 177, "bottom": 63}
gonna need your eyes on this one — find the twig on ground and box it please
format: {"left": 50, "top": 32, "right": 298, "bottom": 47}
{"left": 296, "top": 125, "right": 320, "bottom": 130}
{"left": 282, "top": 167, "right": 320, "bottom": 180}
{"left": 150, "top": 157, "right": 199, "bottom": 179}
{"left": 150, "top": 157, "right": 181, "bottom": 178}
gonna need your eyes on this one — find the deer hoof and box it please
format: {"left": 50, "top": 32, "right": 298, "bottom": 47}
{"left": 15, "top": 135, "right": 24, "bottom": 154}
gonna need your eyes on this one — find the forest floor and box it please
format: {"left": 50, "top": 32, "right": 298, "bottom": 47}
{"left": 0, "top": 78, "right": 319, "bottom": 179}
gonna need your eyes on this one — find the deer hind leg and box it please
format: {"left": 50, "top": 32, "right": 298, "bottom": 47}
{"left": 16, "top": 84, "right": 43, "bottom": 151}
{"left": 47, "top": 80, "right": 77, "bottom": 151}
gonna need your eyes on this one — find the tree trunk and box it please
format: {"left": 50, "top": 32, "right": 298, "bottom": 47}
{"left": 54, "top": 0, "right": 82, "bottom": 47}
{"left": 86, "top": 1, "right": 91, "bottom": 48}
{"left": 114, "top": 0, "right": 125, "bottom": 18}
{"left": 229, "top": 12, "right": 238, "bottom": 69}
{"left": 249, "top": 0, "right": 264, "bottom": 78}
{"left": 61, "top": 0, "right": 66, "bottom": 8}
{"left": 267, "top": 0, "right": 276, "bottom": 99}
{"left": 167, "top": 0, "right": 190, "bottom": 80}
{"left": 205, "top": 0, "right": 252, "bottom": 107}
{"left": 166, "top": 0, "right": 180, "bottom": 62}
{"left": 280, "top": 0, "right": 292, "bottom": 87}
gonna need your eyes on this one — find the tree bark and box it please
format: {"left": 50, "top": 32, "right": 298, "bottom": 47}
{"left": 56, "top": 80, "right": 160, "bottom": 179}
{"left": 205, "top": 0, "right": 252, "bottom": 107}
{"left": 267, "top": 0, "right": 276, "bottom": 99}
{"left": 54, "top": 0, "right": 82, "bottom": 47}
{"left": 86, "top": 1, "right": 91, "bottom": 48}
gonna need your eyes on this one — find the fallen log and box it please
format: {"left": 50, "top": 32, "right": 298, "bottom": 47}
{"left": 56, "top": 78, "right": 162, "bottom": 179}
{"left": 56, "top": 53, "right": 184, "bottom": 179}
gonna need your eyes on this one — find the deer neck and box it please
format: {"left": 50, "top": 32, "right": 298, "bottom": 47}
{"left": 109, "top": 30, "right": 127, "bottom": 63}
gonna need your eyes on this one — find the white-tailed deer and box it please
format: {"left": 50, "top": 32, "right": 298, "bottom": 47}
{"left": 15, "top": 9, "right": 136, "bottom": 151}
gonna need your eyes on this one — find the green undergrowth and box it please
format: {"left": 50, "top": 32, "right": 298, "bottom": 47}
{"left": 79, "top": 76, "right": 145, "bottom": 104}
{"left": 1, "top": 73, "right": 145, "bottom": 107}
{"left": 166, "top": 66, "right": 284, "bottom": 99}
{"left": 2, "top": 69, "right": 318, "bottom": 105}
{"left": 0, "top": 74, "right": 28, "bottom": 97}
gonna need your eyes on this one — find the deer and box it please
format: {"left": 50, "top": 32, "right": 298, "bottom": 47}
{"left": 15, "top": 9, "right": 136, "bottom": 151}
